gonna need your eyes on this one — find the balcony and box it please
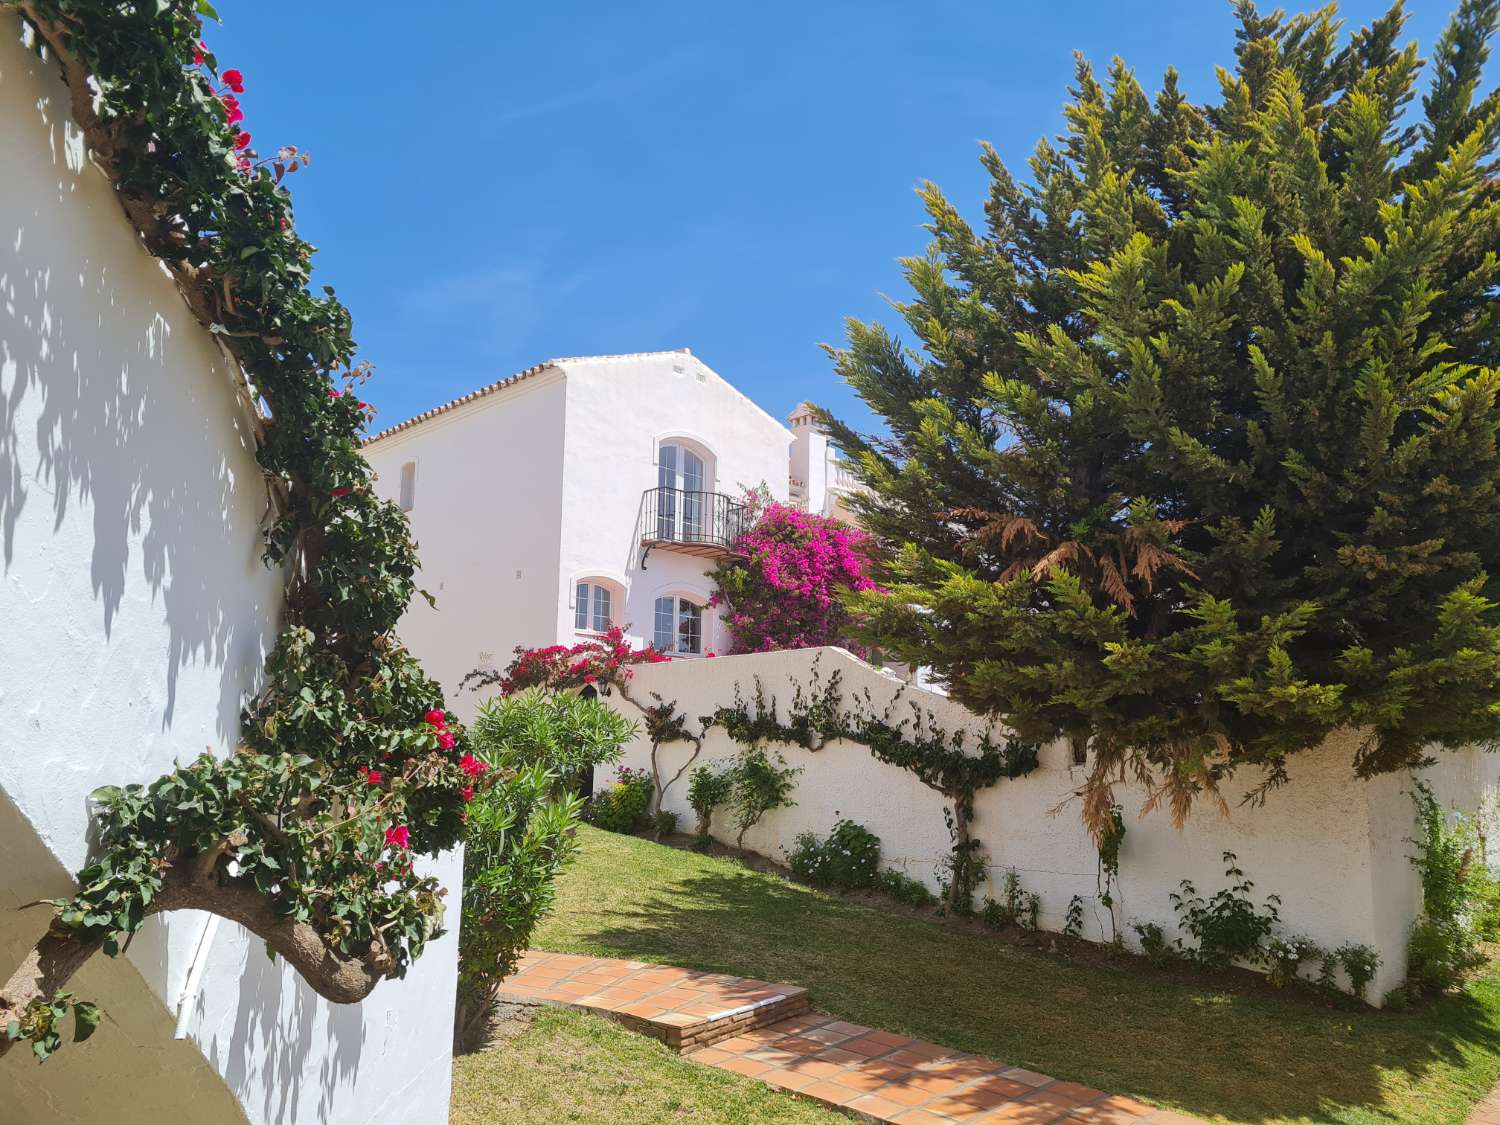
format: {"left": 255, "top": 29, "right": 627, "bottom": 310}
{"left": 640, "top": 486, "right": 748, "bottom": 564}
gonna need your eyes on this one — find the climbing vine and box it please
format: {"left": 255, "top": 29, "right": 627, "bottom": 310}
{"left": 2, "top": 1, "right": 474, "bottom": 1059}
{"left": 704, "top": 658, "right": 1039, "bottom": 912}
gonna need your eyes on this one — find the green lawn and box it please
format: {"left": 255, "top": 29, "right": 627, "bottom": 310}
{"left": 452, "top": 1007, "right": 846, "bottom": 1124}
{"left": 523, "top": 825, "right": 1500, "bottom": 1125}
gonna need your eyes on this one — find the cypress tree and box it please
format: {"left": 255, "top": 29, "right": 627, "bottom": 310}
{"left": 820, "top": 1, "right": 1500, "bottom": 829}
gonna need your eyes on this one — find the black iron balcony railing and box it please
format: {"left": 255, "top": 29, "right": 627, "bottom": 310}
{"left": 640, "top": 486, "right": 748, "bottom": 561}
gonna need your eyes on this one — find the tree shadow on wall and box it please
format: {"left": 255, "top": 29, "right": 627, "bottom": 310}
{"left": 560, "top": 860, "right": 1500, "bottom": 1123}
{"left": 209, "top": 940, "right": 367, "bottom": 1125}
{"left": 0, "top": 38, "right": 280, "bottom": 744}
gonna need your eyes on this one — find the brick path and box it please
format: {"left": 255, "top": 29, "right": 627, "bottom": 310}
{"left": 503, "top": 952, "right": 1204, "bottom": 1124}
{"left": 1470, "top": 1083, "right": 1500, "bottom": 1125}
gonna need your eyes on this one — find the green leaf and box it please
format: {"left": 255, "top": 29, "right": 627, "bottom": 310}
{"left": 72, "top": 1002, "right": 102, "bottom": 1043}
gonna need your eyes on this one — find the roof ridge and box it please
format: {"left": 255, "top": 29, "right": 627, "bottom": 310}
{"left": 362, "top": 349, "right": 693, "bottom": 445}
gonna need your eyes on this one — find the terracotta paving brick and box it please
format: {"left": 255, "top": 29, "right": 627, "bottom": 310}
{"left": 891, "top": 1109, "right": 954, "bottom": 1125}
{"left": 836, "top": 1066, "right": 903, "bottom": 1093}
{"left": 814, "top": 1046, "right": 868, "bottom": 1066}
{"left": 804, "top": 1079, "right": 865, "bottom": 1106}
{"left": 502, "top": 953, "right": 1209, "bottom": 1125}
{"left": 762, "top": 1066, "right": 821, "bottom": 1092}
{"left": 850, "top": 1093, "right": 911, "bottom": 1119}
{"left": 720, "top": 1056, "right": 774, "bottom": 1078}
{"left": 1064, "top": 1101, "right": 1155, "bottom": 1123}
{"left": 984, "top": 1103, "right": 1070, "bottom": 1123}
{"left": 783, "top": 1057, "right": 849, "bottom": 1080}
{"left": 1003, "top": 1067, "right": 1056, "bottom": 1087}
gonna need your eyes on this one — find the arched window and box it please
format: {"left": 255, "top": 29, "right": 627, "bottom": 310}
{"left": 656, "top": 440, "right": 713, "bottom": 541}
{"left": 573, "top": 578, "right": 619, "bottom": 633}
{"left": 653, "top": 595, "right": 704, "bottom": 655}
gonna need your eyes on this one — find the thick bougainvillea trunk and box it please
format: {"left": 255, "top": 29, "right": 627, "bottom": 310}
{"left": 709, "top": 502, "right": 878, "bottom": 654}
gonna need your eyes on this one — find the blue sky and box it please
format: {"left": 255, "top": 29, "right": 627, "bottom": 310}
{"left": 215, "top": 2, "right": 1461, "bottom": 435}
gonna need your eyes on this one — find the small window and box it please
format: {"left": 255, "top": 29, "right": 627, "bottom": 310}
{"left": 398, "top": 461, "right": 417, "bottom": 512}
{"left": 574, "top": 581, "right": 613, "bottom": 632}
{"left": 653, "top": 595, "right": 703, "bottom": 655}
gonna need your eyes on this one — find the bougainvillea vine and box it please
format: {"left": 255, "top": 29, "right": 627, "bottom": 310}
{"left": 1, "top": 0, "right": 481, "bottom": 1060}
{"left": 709, "top": 502, "right": 878, "bottom": 654}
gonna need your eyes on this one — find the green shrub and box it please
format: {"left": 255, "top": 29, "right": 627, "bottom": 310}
{"left": 1062, "top": 895, "right": 1084, "bottom": 937}
{"left": 787, "top": 820, "right": 881, "bottom": 890}
{"left": 1382, "top": 986, "right": 1410, "bottom": 1012}
{"left": 652, "top": 809, "right": 679, "bottom": 839}
{"left": 1131, "top": 921, "right": 1174, "bottom": 968}
{"left": 727, "top": 749, "right": 800, "bottom": 848}
{"left": 1335, "top": 943, "right": 1381, "bottom": 1001}
{"left": 457, "top": 690, "right": 635, "bottom": 1049}
{"left": 590, "top": 767, "right": 653, "bottom": 834}
{"left": 1474, "top": 865, "right": 1500, "bottom": 942}
{"left": 877, "top": 868, "right": 938, "bottom": 908}
{"left": 687, "top": 764, "right": 734, "bottom": 837}
{"left": 1264, "top": 935, "right": 1324, "bottom": 989}
{"left": 1408, "top": 917, "right": 1474, "bottom": 995}
{"left": 1406, "top": 783, "right": 1491, "bottom": 995}
{"left": 1170, "top": 853, "right": 1281, "bottom": 970}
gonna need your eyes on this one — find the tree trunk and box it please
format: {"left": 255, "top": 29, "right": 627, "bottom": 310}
{"left": 946, "top": 795, "right": 976, "bottom": 914}
{"left": 0, "top": 862, "right": 397, "bottom": 1059}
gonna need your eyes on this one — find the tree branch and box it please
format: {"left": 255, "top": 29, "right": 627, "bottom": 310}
{"left": 0, "top": 858, "right": 395, "bottom": 1059}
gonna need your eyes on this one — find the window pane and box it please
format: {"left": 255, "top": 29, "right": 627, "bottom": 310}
{"left": 654, "top": 596, "right": 675, "bottom": 651}
{"left": 678, "top": 599, "right": 702, "bottom": 655}
{"left": 575, "top": 583, "right": 590, "bottom": 631}
{"left": 594, "top": 585, "right": 612, "bottom": 631}
{"left": 656, "top": 445, "right": 677, "bottom": 540}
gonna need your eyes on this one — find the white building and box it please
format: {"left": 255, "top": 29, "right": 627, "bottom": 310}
{"left": 2, "top": 29, "right": 458, "bottom": 1124}
{"left": 364, "top": 353, "right": 853, "bottom": 710}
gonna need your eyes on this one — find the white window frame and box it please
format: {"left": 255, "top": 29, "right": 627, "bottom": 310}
{"left": 652, "top": 593, "right": 707, "bottom": 655}
{"left": 572, "top": 577, "right": 620, "bottom": 634}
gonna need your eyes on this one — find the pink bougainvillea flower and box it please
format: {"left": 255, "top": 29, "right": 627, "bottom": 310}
{"left": 222, "top": 68, "right": 245, "bottom": 92}
{"left": 384, "top": 825, "right": 410, "bottom": 850}
{"left": 331, "top": 487, "right": 350, "bottom": 499}
{"left": 462, "top": 785, "right": 474, "bottom": 802}
{"left": 437, "top": 730, "right": 456, "bottom": 750}
{"left": 459, "top": 753, "right": 488, "bottom": 777}
{"left": 424, "top": 708, "right": 446, "bottom": 727}
{"left": 706, "top": 651, "right": 717, "bottom": 658}
{"left": 327, "top": 387, "right": 342, "bottom": 398}
{"left": 193, "top": 40, "right": 205, "bottom": 65}
{"left": 366, "top": 769, "right": 383, "bottom": 785}
{"left": 233, "top": 131, "right": 252, "bottom": 150}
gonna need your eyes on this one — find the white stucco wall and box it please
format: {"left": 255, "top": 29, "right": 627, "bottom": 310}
{"left": 607, "top": 647, "right": 1500, "bottom": 1005}
{"left": 2, "top": 26, "right": 458, "bottom": 1123}
{"left": 365, "top": 351, "right": 794, "bottom": 714}
{"left": 557, "top": 352, "right": 792, "bottom": 656}
{"left": 365, "top": 371, "right": 568, "bottom": 720}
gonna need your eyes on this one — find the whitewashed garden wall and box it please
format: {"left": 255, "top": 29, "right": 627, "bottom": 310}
{"left": 608, "top": 647, "right": 1500, "bottom": 1005}
{"left": 1, "top": 28, "right": 458, "bottom": 1125}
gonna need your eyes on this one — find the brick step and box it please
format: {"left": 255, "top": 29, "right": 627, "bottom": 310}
{"left": 499, "top": 951, "right": 811, "bottom": 1052}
